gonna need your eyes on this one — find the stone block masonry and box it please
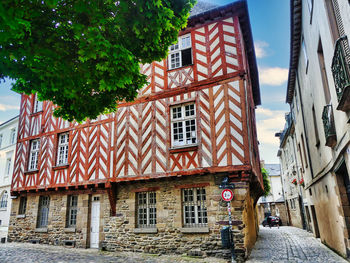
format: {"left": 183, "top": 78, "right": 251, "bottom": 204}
{"left": 8, "top": 174, "right": 259, "bottom": 262}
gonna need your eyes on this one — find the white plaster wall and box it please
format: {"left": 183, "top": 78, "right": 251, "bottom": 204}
{"left": 0, "top": 116, "right": 18, "bottom": 240}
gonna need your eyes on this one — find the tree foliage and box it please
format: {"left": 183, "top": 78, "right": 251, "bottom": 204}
{"left": 0, "top": 0, "right": 196, "bottom": 121}
{"left": 262, "top": 167, "right": 271, "bottom": 197}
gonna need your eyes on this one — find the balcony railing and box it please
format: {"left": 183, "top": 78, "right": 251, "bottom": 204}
{"left": 331, "top": 36, "right": 350, "bottom": 112}
{"left": 322, "top": 104, "right": 337, "bottom": 147}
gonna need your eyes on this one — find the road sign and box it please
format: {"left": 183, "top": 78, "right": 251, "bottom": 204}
{"left": 221, "top": 189, "right": 234, "bottom": 202}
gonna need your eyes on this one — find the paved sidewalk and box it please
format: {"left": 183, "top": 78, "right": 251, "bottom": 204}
{"left": 246, "top": 226, "right": 348, "bottom": 263}
{"left": 0, "top": 242, "right": 227, "bottom": 263}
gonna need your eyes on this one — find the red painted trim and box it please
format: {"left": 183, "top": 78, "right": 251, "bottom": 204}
{"left": 169, "top": 146, "right": 198, "bottom": 154}
{"left": 52, "top": 165, "right": 69, "bottom": 171}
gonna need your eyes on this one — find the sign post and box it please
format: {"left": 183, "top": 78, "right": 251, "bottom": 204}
{"left": 222, "top": 189, "right": 235, "bottom": 263}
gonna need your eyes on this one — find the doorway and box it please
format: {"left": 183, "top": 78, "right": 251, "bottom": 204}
{"left": 90, "top": 196, "right": 100, "bottom": 248}
{"left": 310, "top": 205, "right": 320, "bottom": 238}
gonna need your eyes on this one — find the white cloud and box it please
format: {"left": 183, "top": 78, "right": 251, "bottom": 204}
{"left": 256, "top": 108, "right": 286, "bottom": 146}
{"left": 254, "top": 41, "right": 269, "bottom": 58}
{"left": 0, "top": 104, "right": 20, "bottom": 111}
{"left": 259, "top": 67, "right": 289, "bottom": 86}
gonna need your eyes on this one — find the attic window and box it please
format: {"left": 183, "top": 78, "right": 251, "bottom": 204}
{"left": 168, "top": 34, "right": 192, "bottom": 70}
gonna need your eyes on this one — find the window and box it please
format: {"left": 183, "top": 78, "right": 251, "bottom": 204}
{"left": 171, "top": 103, "right": 197, "bottom": 147}
{"left": 57, "top": 133, "right": 69, "bottom": 165}
{"left": 33, "top": 93, "right": 43, "bottom": 113}
{"left": 317, "top": 39, "right": 331, "bottom": 104}
{"left": 298, "top": 143, "right": 305, "bottom": 172}
{"left": 312, "top": 106, "right": 320, "bottom": 147}
{"left": 324, "top": 0, "right": 340, "bottom": 43}
{"left": 28, "top": 139, "right": 40, "bottom": 171}
{"left": 136, "top": 192, "right": 156, "bottom": 228}
{"left": 18, "top": 196, "right": 27, "bottom": 215}
{"left": 66, "top": 195, "right": 78, "bottom": 228}
{"left": 302, "top": 37, "right": 309, "bottom": 72}
{"left": 5, "top": 158, "right": 11, "bottom": 176}
{"left": 10, "top": 128, "right": 16, "bottom": 144}
{"left": 37, "top": 196, "right": 50, "bottom": 228}
{"left": 168, "top": 34, "right": 192, "bottom": 70}
{"left": 182, "top": 187, "right": 207, "bottom": 227}
{"left": 0, "top": 134, "right": 2, "bottom": 148}
{"left": 301, "top": 134, "right": 308, "bottom": 168}
{"left": 0, "top": 191, "right": 8, "bottom": 208}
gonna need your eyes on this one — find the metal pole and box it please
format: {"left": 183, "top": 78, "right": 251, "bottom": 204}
{"left": 227, "top": 201, "right": 235, "bottom": 263}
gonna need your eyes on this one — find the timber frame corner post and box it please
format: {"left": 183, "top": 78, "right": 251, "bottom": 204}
{"left": 106, "top": 183, "right": 117, "bottom": 216}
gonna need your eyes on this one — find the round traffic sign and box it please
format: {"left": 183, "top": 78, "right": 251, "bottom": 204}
{"left": 221, "top": 189, "right": 234, "bottom": 202}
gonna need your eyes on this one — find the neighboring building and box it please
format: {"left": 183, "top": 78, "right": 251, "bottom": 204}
{"left": 257, "top": 163, "right": 288, "bottom": 226}
{"left": 0, "top": 116, "right": 19, "bottom": 241}
{"left": 8, "top": 1, "right": 262, "bottom": 262}
{"left": 276, "top": 113, "right": 308, "bottom": 230}
{"left": 285, "top": 0, "right": 350, "bottom": 258}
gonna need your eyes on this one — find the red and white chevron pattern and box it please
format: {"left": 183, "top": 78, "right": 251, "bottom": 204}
{"left": 199, "top": 88, "right": 212, "bottom": 167}
{"left": 193, "top": 26, "right": 208, "bottom": 81}
{"left": 208, "top": 22, "right": 223, "bottom": 78}
{"left": 115, "top": 107, "right": 127, "bottom": 177}
{"left": 154, "top": 100, "right": 167, "bottom": 173}
{"left": 38, "top": 135, "right": 54, "bottom": 186}
{"left": 223, "top": 17, "right": 239, "bottom": 73}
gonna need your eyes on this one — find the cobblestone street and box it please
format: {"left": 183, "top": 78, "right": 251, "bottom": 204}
{"left": 246, "top": 226, "right": 348, "bottom": 263}
{"left": 0, "top": 242, "right": 226, "bottom": 263}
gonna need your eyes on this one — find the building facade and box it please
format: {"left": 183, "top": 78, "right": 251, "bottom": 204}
{"left": 276, "top": 113, "right": 308, "bottom": 230}
{"left": 286, "top": 0, "right": 350, "bottom": 258}
{"left": 8, "top": 1, "right": 262, "bottom": 261}
{"left": 0, "top": 116, "right": 19, "bottom": 241}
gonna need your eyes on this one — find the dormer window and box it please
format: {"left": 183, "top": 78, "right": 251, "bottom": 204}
{"left": 33, "top": 93, "right": 43, "bottom": 113}
{"left": 168, "top": 34, "right": 192, "bottom": 70}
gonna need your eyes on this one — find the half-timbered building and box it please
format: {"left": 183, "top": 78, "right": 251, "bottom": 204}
{"left": 9, "top": 1, "right": 262, "bottom": 261}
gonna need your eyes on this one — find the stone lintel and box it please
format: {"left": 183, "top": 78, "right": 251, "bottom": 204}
{"left": 133, "top": 228, "right": 158, "bottom": 234}
{"left": 64, "top": 227, "right": 76, "bottom": 233}
{"left": 180, "top": 227, "right": 210, "bottom": 233}
{"left": 35, "top": 228, "right": 48, "bottom": 233}
{"left": 16, "top": 214, "right": 26, "bottom": 219}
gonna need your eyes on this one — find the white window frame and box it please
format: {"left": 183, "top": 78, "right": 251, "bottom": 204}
{"left": 28, "top": 139, "right": 40, "bottom": 171}
{"left": 136, "top": 191, "right": 157, "bottom": 228}
{"left": 33, "top": 93, "right": 43, "bottom": 113}
{"left": 5, "top": 158, "right": 11, "bottom": 176}
{"left": 182, "top": 187, "right": 207, "bottom": 228}
{"left": 171, "top": 103, "right": 197, "bottom": 147}
{"left": 57, "top": 133, "right": 69, "bottom": 166}
{"left": 10, "top": 128, "right": 16, "bottom": 144}
{"left": 0, "top": 191, "right": 8, "bottom": 209}
{"left": 168, "top": 34, "right": 192, "bottom": 70}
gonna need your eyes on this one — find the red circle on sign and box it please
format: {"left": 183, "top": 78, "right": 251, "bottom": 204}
{"left": 221, "top": 189, "right": 234, "bottom": 201}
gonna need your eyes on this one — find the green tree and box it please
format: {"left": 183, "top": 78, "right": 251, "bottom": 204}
{"left": 0, "top": 0, "right": 196, "bottom": 121}
{"left": 262, "top": 167, "right": 271, "bottom": 197}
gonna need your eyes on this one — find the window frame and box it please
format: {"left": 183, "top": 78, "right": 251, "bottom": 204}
{"left": 170, "top": 102, "right": 197, "bottom": 148}
{"left": 37, "top": 196, "right": 50, "bottom": 228}
{"left": 136, "top": 191, "right": 157, "bottom": 228}
{"left": 18, "top": 196, "right": 27, "bottom": 215}
{"left": 5, "top": 158, "right": 11, "bottom": 176}
{"left": 33, "top": 93, "right": 43, "bottom": 113}
{"left": 0, "top": 191, "right": 8, "bottom": 209}
{"left": 56, "top": 132, "right": 69, "bottom": 166}
{"left": 66, "top": 195, "right": 78, "bottom": 228}
{"left": 28, "top": 139, "right": 40, "bottom": 171}
{"left": 10, "top": 128, "right": 16, "bottom": 144}
{"left": 182, "top": 187, "right": 208, "bottom": 228}
{"left": 168, "top": 34, "right": 193, "bottom": 70}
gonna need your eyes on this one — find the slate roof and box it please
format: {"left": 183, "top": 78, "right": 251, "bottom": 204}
{"left": 190, "top": 1, "right": 218, "bottom": 17}
{"left": 265, "top": 164, "right": 281, "bottom": 176}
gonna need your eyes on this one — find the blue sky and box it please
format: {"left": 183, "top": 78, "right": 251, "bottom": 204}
{"left": 0, "top": 0, "right": 290, "bottom": 163}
